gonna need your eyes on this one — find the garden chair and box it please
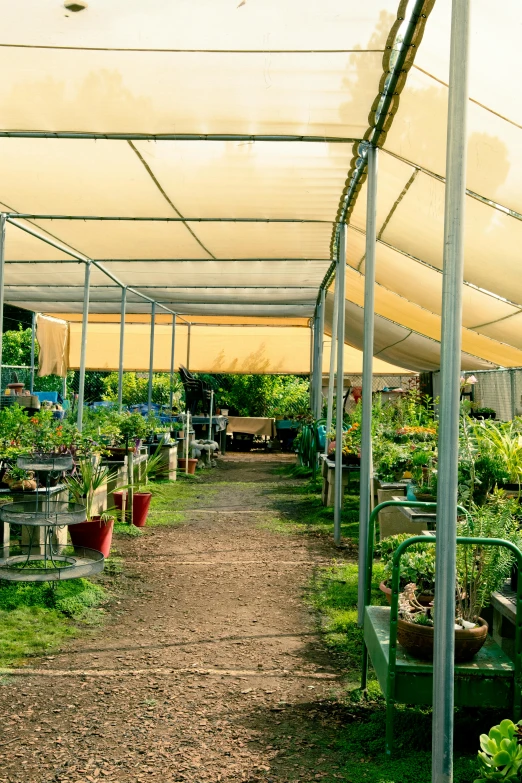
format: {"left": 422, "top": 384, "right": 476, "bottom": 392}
{"left": 361, "top": 499, "right": 522, "bottom": 758}
{"left": 178, "top": 366, "right": 212, "bottom": 415}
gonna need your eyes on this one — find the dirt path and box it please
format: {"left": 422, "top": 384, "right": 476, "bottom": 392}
{"left": 0, "top": 459, "right": 351, "bottom": 783}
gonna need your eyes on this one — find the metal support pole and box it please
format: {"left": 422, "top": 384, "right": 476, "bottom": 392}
{"left": 314, "top": 289, "right": 326, "bottom": 420}
{"left": 431, "top": 2, "right": 470, "bottom": 781}
{"left": 325, "top": 279, "right": 339, "bottom": 453}
{"left": 169, "top": 315, "right": 177, "bottom": 421}
{"left": 187, "top": 323, "right": 192, "bottom": 371}
{"left": 309, "top": 321, "right": 315, "bottom": 411}
{"left": 118, "top": 287, "right": 127, "bottom": 411}
{"left": 358, "top": 145, "right": 378, "bottom": 626}
{"left": 30, "top": 312, "right": 36, "bottom": 394}
{"left": 0, "top": 214, "right": 6, "bottom": 399}
{"left": 148, "top": 302, "right": 156, "bottom": 415}
{"left": 62, "top": 376, "right": 67, "bottom": 400}
{"left": 510, "top": 369, "right": 516, "bottom": 420}
{"left": 333, "top": 224, "right": 347, "bottom": 546}
{"left": 77, "top": 261, "right": 91, "bottom": 431}
{"left": 208, "top": 389, "right": 214, "bottom": 446}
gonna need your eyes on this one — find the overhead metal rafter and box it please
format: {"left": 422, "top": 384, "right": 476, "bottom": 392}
{"left": 8, "top": 214, "right": 334, "bottom": 224}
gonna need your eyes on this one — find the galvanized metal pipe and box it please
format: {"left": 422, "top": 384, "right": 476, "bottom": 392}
{"left": 77, "top": 261, "right": 91, "bottom": 431}
{"left": 0, "top": 214, "right": 6, "bottom": 398}
{"left": 357, "top": 145, "right": 378, "bottom": 626}
{"left": 314, "top": 288, "right": 326, "bottom": 420}
{"left": 30, "top": 311, "right": 36, "bottom": 394}
{"left": 431, "top": 2, "right": 470, "bottom": 781}
{"left": 169, "top": 315, "right": 177, "bottom": 420}
{"left": 148, "top": 302, "right": 156, "bottom": 415}
{"left": 0, "top": 132, "right": 356, "bottom": 143}
{"left": 187, "top": 323, "right": 192, "bottom": 371}
{"left": 333, "top": 224, "right": 347, "bottom": 546}
{"left": 117, "top": 287, "right": 127, "bottom": 411}
{"left": 325, "top": 279, "right": 339, "bottom": 453}
{"left": 9, "top": 214, "right": 332, "bottom": 224}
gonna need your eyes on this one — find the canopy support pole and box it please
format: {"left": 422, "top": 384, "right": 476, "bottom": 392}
{"left": 333, "top": 224, "right": 346, "bottom": 547}
{"left": 325, "top": 277, "right": 338, "bottom": 454}
{"left": 0, "top": 214, "right": 6, "bottom": 398}
{"left": 77, "top": 261, "right": 91, "bottom": 432}
{"left": 314, "top": 288, "right": 326, "bottom": 421}
{"left": 358, "top": 145, "right": 378, "bottom": 626}
{"left": 117, "top": 287, "right": 127, "bottom": 412}
{"left": 170, "top": 315, "right": 177, "bottom": 422}
{"left": 30, "top": 312, "right": 36, "bottom": 394}
{"left": 148, "top": 301, "right": 156, "bottom": 416}
{"left": 311, "top": 312, "right": 319, "bottom": 417}
{"left": 431, "top": 2, "right": 470, "bottom": 780}
{"left": 187, "top": 323, "right": 191, "bottom": 371}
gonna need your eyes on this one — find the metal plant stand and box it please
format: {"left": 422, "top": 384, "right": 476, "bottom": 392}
{"left": 0, "top": 454, "right": 104, "bottom": 582}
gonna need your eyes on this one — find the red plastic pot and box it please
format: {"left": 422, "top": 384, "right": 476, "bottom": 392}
{"left": 68, "top": 516, "right": 114, "bottom": 558}
{"left": 178, "top": 458, "right": 198, "bottom": 475}
{"left": 114, "top": 491, "right": 152, "bottom": 527}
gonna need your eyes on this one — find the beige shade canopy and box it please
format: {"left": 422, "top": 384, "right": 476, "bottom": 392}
{"left": 0, "top": 0, "right": 521, "bottom": 373}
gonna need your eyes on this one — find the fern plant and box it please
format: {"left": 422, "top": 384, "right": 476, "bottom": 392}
{"left": 457, "top": 496, "right": 522, "bottom": 622}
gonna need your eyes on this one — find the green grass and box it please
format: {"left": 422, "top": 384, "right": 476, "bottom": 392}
{"left": 263, "top": 469, "right": 360, "bottom": 541}
{"left": 0, "top": 578, "right": 107, "bottom": 668}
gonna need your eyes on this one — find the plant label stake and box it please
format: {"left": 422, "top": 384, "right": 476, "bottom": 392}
{"left": 209, "top": 390, "right": 214, "bottom": 442}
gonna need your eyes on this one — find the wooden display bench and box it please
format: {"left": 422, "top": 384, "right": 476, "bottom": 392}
{"left": 320, "top": 455, "right": 360, "bottom": 507}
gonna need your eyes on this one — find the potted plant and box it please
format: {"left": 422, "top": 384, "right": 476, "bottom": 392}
{"left": 377, "top": 534, "right": 436, "bottom": 605}
{"left": 66, "top": 459, "right": 115, "bottom": 557}
{"left": 373, "top": 440, "right": 411, "bottom": 482}
{"left": 328, "top": 423, "right": 361, "bottom": 465}
{"left": 396, "top": 497, "right": 521, "bottom": 661}
{"left": 113, "top": 441, "right": 166, "bottom": 526}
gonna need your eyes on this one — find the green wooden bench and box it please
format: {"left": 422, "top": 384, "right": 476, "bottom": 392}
{"left": 360, "top": 500, "right": 522, "bottom": 757}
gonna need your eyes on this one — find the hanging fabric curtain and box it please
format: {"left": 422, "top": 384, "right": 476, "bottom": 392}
{"left": 36, "top": 314, "right": 69, "bottom": 378}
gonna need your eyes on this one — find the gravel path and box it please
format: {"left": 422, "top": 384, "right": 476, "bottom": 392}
{"left": 0, "top": 459, "right": 350, "bottom": 783}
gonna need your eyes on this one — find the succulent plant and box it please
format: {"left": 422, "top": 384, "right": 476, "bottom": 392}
{"left": 475, "top": 719, "right": 522, "bottom": 782}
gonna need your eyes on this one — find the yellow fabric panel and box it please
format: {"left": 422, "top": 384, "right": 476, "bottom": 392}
{"left": 0, "top": 139, "right": 174, "bottom": 217}
{"left": 349, "top": 154, "right": 416, "bottom": 235}
{"left": 0, "top": 48, "right": 384, "bottom": 137}
{"left": 187, "top": 223, "right": 332, "bottom": 261}
{"left": 415, "top": 0, "right": 522, "bottom": 128}
{"left": 33, "top": 220, "right": 209, "bottom": 261}
{"left": 132, "top": 141, "right": 352, "bottom": 220}
{"left": 380, "top": 173, "right": 522, "bottom": 306}
{"left": 343, "top": 266, "right": 522, "bottom": 367}
{"left": 50, "top": 313, "right": 310, "bottom": 327}
{"left": 1, "top": 1, "right": 398, "bottom": 53}
{"left": 67, "top": 320, "right": 410, "bottom": 375}
{"left": 370, "top": 243, "right": 520, "bottom": 330}
{"left": 384, "top": 70, "right": 522, "bottom": 214}
{"left": 4, "top": 217, "right": 71, "bottom": 261}
{"left": 69, "top": 322, "right": 189, "bottom": 372}
{"left": 36, "top": 315, "right": 69, "bottom": 378}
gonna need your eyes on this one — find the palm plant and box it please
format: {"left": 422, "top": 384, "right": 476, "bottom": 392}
{"left": 66, "top": 458, "right": 112, "bottom": 521}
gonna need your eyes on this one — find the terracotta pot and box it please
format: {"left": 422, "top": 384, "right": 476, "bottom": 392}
{"left": 397, "top": 616, "right": 488, "bottom": 662}
{"left": 114, "top": 491, "right": 152, "bottom": 527}
{"left": 68, "top": 516, "right": 114, "bottom": 558}
{"left": 379, "top": 581, "right": 433, "bottom": 607}
{"left": 178, "top": 458, "right": 198, "bottom": 475}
